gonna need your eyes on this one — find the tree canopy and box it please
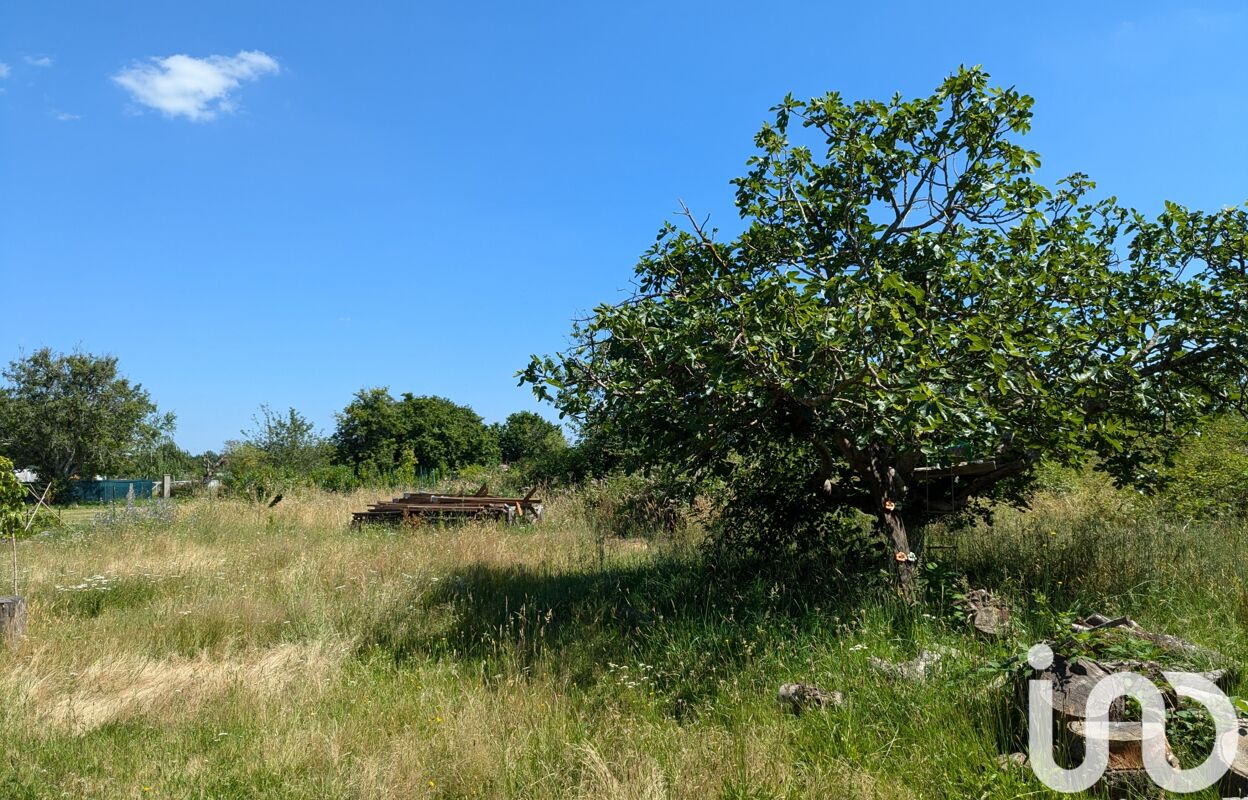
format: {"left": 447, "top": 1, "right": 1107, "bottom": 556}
{"left": 495, "top": 411, "right": 567, "bottom": 465}
{"left": 524, "top": 67, "right": 1248, "bottom": 589}
{"left": 222, "top": 406, "right": 333, "bottom": 499}
{"left": 332, "top": 390, "right": 499, "bottom": 474}
{"left": 232, "top": 406, "right": 331, "bottom": 475}
{"left": 0, "top": 349, "right": 173, "bottom": 489}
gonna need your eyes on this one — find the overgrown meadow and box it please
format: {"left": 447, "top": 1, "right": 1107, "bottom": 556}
{"left": 1, "top": 478, "right": 1245, "bottom": 799}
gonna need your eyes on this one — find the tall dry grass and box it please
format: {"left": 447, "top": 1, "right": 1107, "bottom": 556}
{"left": 0, "top": 483, "right": 1243, "bottom": 799}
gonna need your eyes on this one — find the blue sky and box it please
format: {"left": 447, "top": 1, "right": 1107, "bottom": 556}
{"left": 2, "top": 1, "right": 1246, "bottom": 453}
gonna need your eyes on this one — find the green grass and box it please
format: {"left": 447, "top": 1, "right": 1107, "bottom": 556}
{"left": 0, "top": 485, "right": 1244, "bottom": 798}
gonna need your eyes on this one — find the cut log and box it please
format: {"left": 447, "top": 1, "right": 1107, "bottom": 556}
{"left": 0, "top": 596, "right": 27, "bottom": 642}
{"left": 1039, "top": 655, "right": 1125, "bottom": 720}
{"left": 1068, "top": 720, "right": 1175, "bottom": 800}
{"left": 1067, "top": 720, "right": 1178, "bottom": 772}
{"left": 1071, "top": 614, "right": 1221, "bottom": 660}
{"left": 1221, "top": 720, "right": 1248, "bottom": 798}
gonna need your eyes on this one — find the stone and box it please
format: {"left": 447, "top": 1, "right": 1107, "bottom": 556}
{"left": 868, "top": 647, "right": 957, "bottom": 682}
{"left": 996, "top": 752, "right": 1027, "bottom": 771}
{"left": 958, "top": 589, "right": 1012, "bottom": 636}
{"left": 777, "top": 682, "right": 844, "bottom": 715}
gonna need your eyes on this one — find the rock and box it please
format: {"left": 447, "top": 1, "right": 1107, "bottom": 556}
{"left": 869, "top": 647, "right": 955, "bottom": 682}
{"left": 777, "top": 683, "right": 844, "bottom": 715}
{"left": 958, "top": 589, "right": 1012, "bottom": 637}
{"left": 996, "top": 752, "right": 1027, "bottom": 771}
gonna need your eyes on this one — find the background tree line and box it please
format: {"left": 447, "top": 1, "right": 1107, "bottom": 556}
{"left": 0, "top": 348, "right": 582, "bottom": 501}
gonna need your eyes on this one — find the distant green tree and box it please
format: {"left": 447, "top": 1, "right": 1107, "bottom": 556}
{"left": 236, "top": 406, "right": 330, "bottom": 476}
{"left": 332, "top": 390, "right": 499, "bottom": 474}
{"left": 0, "top": 456, "right": 24, "bottom": 534}
{"left": 122, "top": 439, "right": 199, "bottom": 479}
{"left": 330, "top": 388, "right": 402, "bottom": 476}
{"left": 223, "top": 406, "right": 331, "bottom": 498}
{"left": 495, "top": 411, "right": 567, "bottom": 464}
{"left": 524, "top": 67, "right": 1248, "bottom": 593}
{"left": 1160, "top": 415, "right": 1248, "bottom": 519}
{"left": 0, "top": 349, "right": 173, "bottom": 493}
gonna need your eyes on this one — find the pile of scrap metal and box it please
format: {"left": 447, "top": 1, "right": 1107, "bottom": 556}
{"left": 351, "top": 484, "right": 543, "bottom": 527}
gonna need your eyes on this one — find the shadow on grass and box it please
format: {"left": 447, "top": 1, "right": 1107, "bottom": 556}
{"left": 357, "top": 548, "right": 910, "bottom": 687}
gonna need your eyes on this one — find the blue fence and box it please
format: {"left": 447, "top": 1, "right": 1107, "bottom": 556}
{"left": 70, "top": 479, "right": 160, "bottom": 503}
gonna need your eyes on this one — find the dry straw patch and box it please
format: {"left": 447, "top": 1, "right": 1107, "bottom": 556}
{"left": 577, "top": 742, "right": 669, "bottom": 800}
{"left": 8, "top": 640, "right": 346, "bottom": 734}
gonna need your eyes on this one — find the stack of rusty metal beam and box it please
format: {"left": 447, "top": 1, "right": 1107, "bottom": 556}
{"left": 351, "top": 484, "right": 543, "bottom": 527}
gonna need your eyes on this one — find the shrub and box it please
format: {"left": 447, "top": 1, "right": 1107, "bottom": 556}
{"left": 310, "top": 464, "right": 360, "bottom": 493}
{"left": 1158, "top": 415, "right": 1248, "bottom": 519}
{"left": 579, "top": 472, "right": 694, "bottom": 539}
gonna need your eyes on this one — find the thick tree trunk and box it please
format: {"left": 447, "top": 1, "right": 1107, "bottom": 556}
{"left": 858, "top": 443, "right": 921, "bottom": 600}
{"left": 878, "top": 510, "right": 917, "bottom": 600}
{"left": 820, "top": 438, "right": 931, "bottom": 599}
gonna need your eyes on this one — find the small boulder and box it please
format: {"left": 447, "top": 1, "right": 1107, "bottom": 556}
{"left": 777, "top": 682, "right": 844, "bottom": 715}
{"left": 869, "top": 647, "right": 957, "bottom": 682}
{"left": 958, "top": 589, "right": 1012, "bottom": 637}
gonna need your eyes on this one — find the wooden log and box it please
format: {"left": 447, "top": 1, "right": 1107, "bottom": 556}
{"left": 1221, "top": 721, "right": 1248, "bottom": 798}
{"left": 1040, "top": 655, "right": 1126, "bottom": 720}
{"left": 1068, "top": 720, "right": 1174, "bottom": 800}
{"left": 1067, "top": 720, "right": 1177, "bottom": 772}
{"left": 0, "top": 596, "right": 28, "bottom": 642}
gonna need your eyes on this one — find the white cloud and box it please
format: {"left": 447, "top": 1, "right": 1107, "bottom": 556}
{"left": 0, "top": 63, "right": 9, "bottom": 78}
{"left": 53, "top": 111, "right": 81, "bottom": 122}
{"left": 24, "top": 55, "right": 53, "bottom": 67}
{"left": 112, "top": 50, "right": 279, "bottom": 121}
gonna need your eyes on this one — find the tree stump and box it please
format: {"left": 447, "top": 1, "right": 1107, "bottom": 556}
{"left": 1068, "top": 720, "right": 1175, "bottom": 800}
{"left": 0, "top": 596, "right": 27, "bottom": 642}
{"left": 1038, "top": 655, "right": 1126, "bottom": 720}
{"left": 1221, "top": 720, "right": 1248, "bottom": 798}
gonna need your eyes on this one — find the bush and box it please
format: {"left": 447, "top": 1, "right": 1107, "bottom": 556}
{"left": 579, "top": 472, "right": 695, "bottom": 539}
{"left": 1158, "top": 415, "right": 1248, "bottom": 519}
{"left": 310, "top": 464, "right": 360, "bottom": 493}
